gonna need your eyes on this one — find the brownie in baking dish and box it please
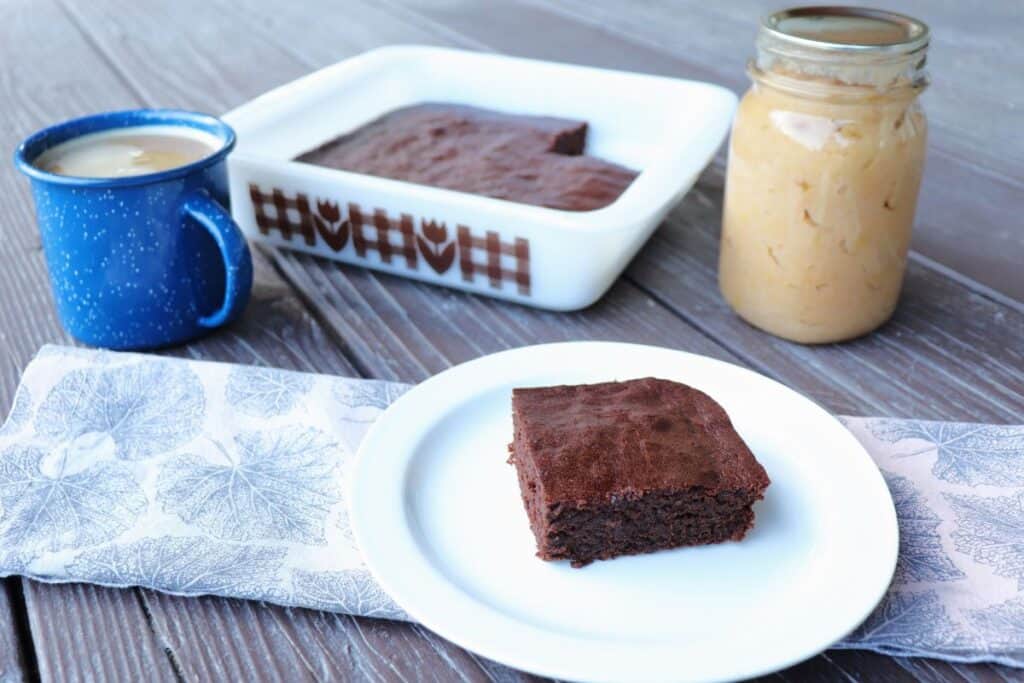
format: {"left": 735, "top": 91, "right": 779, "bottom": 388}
{"left": 294, "top": 103, "right": 638, "bottom": 211}
{"left": 509, "top": 377, "right": 770, "bottom": 567}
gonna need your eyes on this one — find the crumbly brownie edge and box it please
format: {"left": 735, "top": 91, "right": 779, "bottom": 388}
{"left": 508, "top": 413, "right": 551, "bottom": 557}
{"left": 544, "top": 487, "right": 764, "bottom": 567}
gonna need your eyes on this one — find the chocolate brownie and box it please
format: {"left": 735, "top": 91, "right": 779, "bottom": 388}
{"left": 295, "top": 103, "right": 638, "bottom": 211}
{"left": 509, "top": 378, "right": 770, "bottom": 567}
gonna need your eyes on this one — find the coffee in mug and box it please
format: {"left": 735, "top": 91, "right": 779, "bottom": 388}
{"left": 33, "top": 125, "right": 218, "bottom": 178}
{"left": 15, "top": 109, "right": 252, "bottom": 350}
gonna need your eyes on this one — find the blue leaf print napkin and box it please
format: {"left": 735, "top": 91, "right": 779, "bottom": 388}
{"left": 834, "top": 419, "right": 1024, "bottom": 666}
{"left": 1, "top": 346, "right": 1022, "bottom": 666}
{"left": 0, "top": 346, "right": 408, "bottom": 621}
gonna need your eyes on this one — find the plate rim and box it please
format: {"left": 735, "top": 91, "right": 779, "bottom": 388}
{"left": 350, "top": 341, "right": 898, "bottom": 682}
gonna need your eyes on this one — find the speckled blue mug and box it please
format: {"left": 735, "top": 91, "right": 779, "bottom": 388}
{"left": 14, "top": 109, "right": 252, "bottom": 350}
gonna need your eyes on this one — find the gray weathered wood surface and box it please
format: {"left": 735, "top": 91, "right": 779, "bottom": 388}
{"left": 0, "top": 0, "right": 1021, "bottom": 681}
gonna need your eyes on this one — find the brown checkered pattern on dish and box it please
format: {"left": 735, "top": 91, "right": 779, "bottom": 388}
{"left": 248, "top": 183, "right": 531, "bottom": 296}
{"left": 348, "top": 204, "right": 417, "bottom": 268}
{"left": 249, "top": 186, "right": 318, "bottom": 246}
{"left": 457, "top": 227, "right": 530, "bottom": 295}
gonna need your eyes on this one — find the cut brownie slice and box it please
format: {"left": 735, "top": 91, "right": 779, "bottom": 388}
{"left": 509, "top": 377, "right": 770, "bottom": 567}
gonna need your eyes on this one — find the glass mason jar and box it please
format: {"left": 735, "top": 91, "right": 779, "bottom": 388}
{"left": 719, "top": 7, "right": 930, "bottom": 343}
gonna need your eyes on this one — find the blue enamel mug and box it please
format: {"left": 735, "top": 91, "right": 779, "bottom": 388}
{"left": 14, "top": 109, "right": 252, "bottom": 350}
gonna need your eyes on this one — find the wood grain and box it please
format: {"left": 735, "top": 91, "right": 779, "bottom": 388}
{"left": 530, "top": 0, "right": 1024, "bottom": 175}
{"left": 0, "top": 0, "right": 1021, "bottom": 682}
{"left": 274, "top": 252, "right": 735, "bottom": 382}
{"left": 0, "top": 1, "right": 390, "bottom": 681}
{"left": 269, "top": 203, "right": 1024, "bottom": 683}
{"left": 0, "top": 582, "right": 29, "bottom": 683}
{"left": 0, "top": 1, "right": 177, "bottom": 680}
{"left": 22, "top": 1, "right": 731, "bottom": 680}
{"left": 204, "top": 1, "right": 1023, "bottom": 681}
{"left": 21, "top": 584, "right": 177, "bottom": 683}
{"left": 24, "top": 1, "right": 537, "bottom": 680}
{"left": 144, "top": 592, "right": 511, "bottom": 683}
{"left": 625, "top": 168, "right": 1024, "bottom": 423}
{"left": 270, "top": 247, "right": 1002, "bottom": 683}
{"left": 385, "top": 0, "right": 1024, "bottom": 305}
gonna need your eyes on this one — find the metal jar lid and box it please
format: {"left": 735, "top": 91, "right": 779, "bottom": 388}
{"left": 761, "top": 6, "right": 929, "bottom": 55}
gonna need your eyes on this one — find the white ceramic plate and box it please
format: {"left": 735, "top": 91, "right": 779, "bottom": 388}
{"left": 350, "top": 342, "right": 897, "bottom": 683}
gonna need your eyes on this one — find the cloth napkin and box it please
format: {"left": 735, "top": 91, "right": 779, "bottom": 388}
{"left": 0, "top": 346, "right": 1021, "bottom": 667}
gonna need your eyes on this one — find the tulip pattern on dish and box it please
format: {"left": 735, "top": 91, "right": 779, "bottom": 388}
{"left": 249, "top": 184, "right": 531, "bottom": 295}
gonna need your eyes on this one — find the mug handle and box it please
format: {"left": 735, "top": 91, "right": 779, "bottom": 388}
{"left": 181, "top": 189, "right": 253, "bottom": 328}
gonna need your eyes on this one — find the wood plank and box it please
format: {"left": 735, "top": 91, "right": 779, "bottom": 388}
{"left": 0, "top": 1, "right": 179, "bottom": 679}
{"left": 46, "top": 0, "right": 535, "bottom": 680}
{"left": 0, "top": 1, "right": 375, "bottom": 681}
{"left": 142, "top": 592, "right": 514, "bottom": 682}
{"left": 212, "top": 2, "right": 1024, "bottom": 681}
{"left": 275, "top": 253, "right": 735, "bottom": 382}
{"left": 0, "top": 582, "right": 30, "bottom": 683}
{"left": 21, "top": 584, "right": 176, "bottom": 683}
{"left": 56, "top": 0, "right": 452, "bottom": 112}
{"left": 270, "top": 245, "right": 971, "bottom": 683}
{"left": 270, "top": 195, "right": 1021, "bottom": 683}
{"left": 53, "top": 1, "right": 728, "bottom": 680}
{"left": 354, "top": 15, "right": 1024, "bottom": 683}
{"left": 21, "top": 2, "right": 1024, "bottom": 683}
{"left": 132, "top": 306, "right": 517, "bottom": 683}
{"left": 623, "top": 166, "right": 1024, "bottom": 422}
{"left": 527, "top": 0, "right": 1024, "bottom": 176}
{"left": 385, "top": 0, "right": 1024, "bottom": 304}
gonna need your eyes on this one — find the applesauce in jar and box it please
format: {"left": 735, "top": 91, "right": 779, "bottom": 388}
{"left": 719, "top": 7, "right": 930, "bottom": 343}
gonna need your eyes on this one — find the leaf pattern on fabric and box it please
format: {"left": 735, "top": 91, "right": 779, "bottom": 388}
{"left": 947, "top": 492, "right": 1024, "bottom": 588}
{"left": 157, "top": 427, "right": 341, "bottom": 545}
{"left": 0, "top": 445, "right": 146, "bottom": 555}
{"left": 883, "top": 471, "right": 964, "bottom": 582}
{"left": 0, "top": 387, "right": 31, "bottom": 437}
{"left": 848, "top": 589, "right": 961, "bottom": 651}
{"left": 868, "top": 420, "right": 1024, "bottom": 487}
{"left": 966, "top": 595, "right": 1024, "bottom": 649}
{"left": 332, "top": 379, "right": 408, "bottom": 412}
{"left": 225, "top": 366, "right": 314, "bottom": 418}
{"left": 67, "top": 536, "right": 287, "bottom": 597}
{"left": 35, "top": 361, "right": 205, "bottom": 461}
{"left": 289, "top": 569, "right": 408, "bottom": 620}
{"left": 11, "top": 345, "right": 1024, "bottom": 666}
{"left": 0, "top": 546, "right": 29, "bottom": 577}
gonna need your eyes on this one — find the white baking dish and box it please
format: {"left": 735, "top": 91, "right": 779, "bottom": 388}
{"left": 223, "top": 46, "right": 736, "bottom": 310}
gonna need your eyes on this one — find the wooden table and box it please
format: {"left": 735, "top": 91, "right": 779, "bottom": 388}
{"left": 1, "top": 1, "right": 1021, "bottom": 680}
